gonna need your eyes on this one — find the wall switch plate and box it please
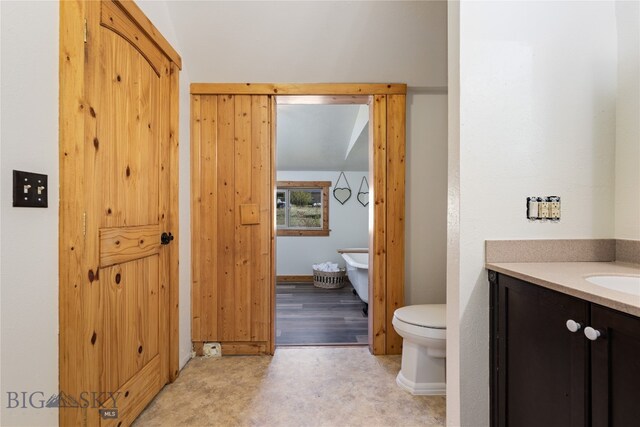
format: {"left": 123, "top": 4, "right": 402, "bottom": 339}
{"left": 13, "top": 170, "right": 48, "bottom": 208}
{"left": 527, "top": 197, "right": 540, "bottom": 220}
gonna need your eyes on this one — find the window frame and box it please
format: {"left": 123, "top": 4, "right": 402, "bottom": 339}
{"left": 276, "top": 181, "right": 331, "bottom": 236}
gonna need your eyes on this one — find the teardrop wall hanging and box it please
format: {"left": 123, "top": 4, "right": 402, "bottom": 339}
{"left": 357, "top": 176, "right": 369, "bottom": 207}
{"left": 333, "top": 171, "right": 352, "bottom": 205}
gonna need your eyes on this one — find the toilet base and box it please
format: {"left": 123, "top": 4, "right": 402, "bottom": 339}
{"left": 396, "top": 371, "right": 446, "bottom": 396}
{"left": 395, "top": 338, "right": 446, "bottom": 396}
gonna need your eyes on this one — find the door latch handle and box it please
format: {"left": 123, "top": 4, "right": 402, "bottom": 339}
{"left": 161, "top": 232, "right": 174, "bottom": 245}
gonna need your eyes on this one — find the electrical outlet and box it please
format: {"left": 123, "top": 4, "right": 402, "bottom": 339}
{"left": 550, "top": 201, "right": 561, "bottom": 219}
{"left": 539, "top": 202, "right": 550, "bottom": 219}
{"left": 548, "top": 196, "right": 561, "bottom": 221}
{"left": 203, "top": 342, "right": 221, "bottom": 358}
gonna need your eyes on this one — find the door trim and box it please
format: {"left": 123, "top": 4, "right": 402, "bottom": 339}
{"left": 59, "top": 1, "right": 181, "bottom": 425}
{"left": 190, "top": 83, "right": 406, "bottom": 355}
{"left": 191, "top": 83, "right": 406, "bottom": 96}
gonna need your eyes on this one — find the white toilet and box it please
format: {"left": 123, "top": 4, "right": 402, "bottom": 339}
{"left": 392, "top": 304, "right": 446, "bottom": 395}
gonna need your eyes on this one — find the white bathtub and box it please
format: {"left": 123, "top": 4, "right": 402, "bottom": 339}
{"left": 339, "top": 249, "right": 369, "bottom": 304}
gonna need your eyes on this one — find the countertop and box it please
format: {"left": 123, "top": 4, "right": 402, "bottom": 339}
{"left": 486, "top": 261, "right": 640, "bottom": 317}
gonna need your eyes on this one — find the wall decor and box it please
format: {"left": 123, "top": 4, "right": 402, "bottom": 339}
{"left": 333, "top": 171, "right": 352, "bottom": 205}
{"left": 357, "top": 176, "right": 369, "bottom": 207}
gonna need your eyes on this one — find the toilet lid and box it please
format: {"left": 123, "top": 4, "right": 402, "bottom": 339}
{"left": 394, "top": 304, "right": 446, "bottom": 329}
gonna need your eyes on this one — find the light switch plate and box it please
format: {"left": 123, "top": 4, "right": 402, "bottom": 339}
{"left": 527, "top": 197, "right": 540, "bottom": 220}
{"left": 13, "top": 170, "right": 48, "bottom": 208}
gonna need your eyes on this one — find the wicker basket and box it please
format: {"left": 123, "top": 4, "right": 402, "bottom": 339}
{"left": 313, "top": 268, "right": 346, "bottom": 289}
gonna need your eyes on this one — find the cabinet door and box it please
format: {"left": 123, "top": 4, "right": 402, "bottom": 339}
{"left": 591, "top": 304, "right": 640, "bottom": 427}
{"left": 492, "top": 274, "right": 590, "bottom": 427}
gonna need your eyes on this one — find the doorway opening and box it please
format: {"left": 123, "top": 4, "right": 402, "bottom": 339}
{"left": 274, "top": 96, "right": 371, "bottom": 346}
{"left": 189, "top": 83, "right": 406, "bottom": 356}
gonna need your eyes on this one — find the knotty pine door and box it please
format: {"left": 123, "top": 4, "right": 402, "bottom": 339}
{"left": 60, "top": 1, "right": 181, "bottom": 425}
{"left": 191, "top": 95, "right": 273, "bottom": 354}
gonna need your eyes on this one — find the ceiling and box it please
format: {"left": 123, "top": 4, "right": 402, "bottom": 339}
{"left": 276, "top": 104, "right": 369, "bottom": 171}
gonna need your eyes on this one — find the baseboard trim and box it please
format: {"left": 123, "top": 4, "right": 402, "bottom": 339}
{"left": 221, "top": 341, "right": 268, "bottom": 355}
{"left": 277, "top": 275, "right": 314, "bottom": 283}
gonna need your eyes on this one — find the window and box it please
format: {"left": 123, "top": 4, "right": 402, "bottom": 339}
{"left": 276, "top": 181, "right": 330, "bottom": 236}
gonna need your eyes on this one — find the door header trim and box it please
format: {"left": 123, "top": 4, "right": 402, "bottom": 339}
{"left": 190, "top": 83, "right": 407, "bottom": 96}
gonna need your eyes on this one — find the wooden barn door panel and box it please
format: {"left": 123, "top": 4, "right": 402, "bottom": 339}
{"left": 192, "top": 94, "right": 272, "bottom": 352}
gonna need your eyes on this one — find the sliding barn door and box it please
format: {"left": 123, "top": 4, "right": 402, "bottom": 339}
{"left": 60, "top": 1, "right": 181, "bottom": 425}
{"left": 191, "top": 95, "right": 273, "bottom": 354}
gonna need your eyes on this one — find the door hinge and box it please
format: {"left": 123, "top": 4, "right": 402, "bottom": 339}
{"left": 83, "top": 19, "right": 87, "bottom": 43}
{"left": 82, "top": 212, "right": 86, "bottom": 237}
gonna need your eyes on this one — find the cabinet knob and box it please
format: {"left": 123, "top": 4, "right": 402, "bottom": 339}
{"left": 584, "top": 326, "right": 601, "bottom": 341}
{"left": 566, "top": 319, "right": 582, "bottom": 333}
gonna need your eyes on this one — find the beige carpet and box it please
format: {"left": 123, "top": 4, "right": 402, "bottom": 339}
{"left": 134, "top": 347, "right": 446, "bottom": 427}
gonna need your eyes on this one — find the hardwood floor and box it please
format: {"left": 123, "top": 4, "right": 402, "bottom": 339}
{"left": 276, "top": 282, "right": 368, "bottom": 346}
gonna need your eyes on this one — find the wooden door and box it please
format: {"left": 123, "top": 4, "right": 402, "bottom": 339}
{"left": 491, "top": 273, "right": 589, "bottom": 427}
{"left": 60, "top": 1, "right": 181, "bottom": 425}
{"left": 191, "top": 94, "right": 273, "bottom": 354}
{"left": 591, "top": 304, "right": 640, "bottom": 427}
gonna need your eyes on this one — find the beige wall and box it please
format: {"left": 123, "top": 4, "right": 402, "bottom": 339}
{"left": 614, "top": 0, "right": 640, "bottom": 240}
{"left": 406, "top": 91, "right": 448, "bottom": 304}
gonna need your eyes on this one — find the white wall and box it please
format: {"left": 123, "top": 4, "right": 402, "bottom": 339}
{"left": 166, "top": 0, "right": 449, "bottom": 306}
{"left": 1, "top": 2, "right": 59, "bottom": 425}
{"left": 614, "top": 0, "right": 640, "bottom": 240}
{"left": 276, "top": 171, "right": 369, "bottom": 275}
{"left": 448, "top": 1, "right": 618, "bottom": 424}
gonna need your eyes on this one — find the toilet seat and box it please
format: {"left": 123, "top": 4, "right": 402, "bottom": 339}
{"left": 393, "top": 304, "right": 446, "bottom": 340}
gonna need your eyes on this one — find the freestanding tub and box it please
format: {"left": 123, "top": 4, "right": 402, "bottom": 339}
{"left": 339, "top": 249, "right": 369, "bottom": 304}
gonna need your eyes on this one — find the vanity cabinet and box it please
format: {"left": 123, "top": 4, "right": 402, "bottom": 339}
{"left": 490, "top": 271, "right": 640, "bottom": 427}
{"left": 590, "top": 304, "right": 640, "bottom": 426}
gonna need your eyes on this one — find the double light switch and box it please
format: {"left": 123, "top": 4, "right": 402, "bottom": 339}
{"left": 13, "top": 170, "right": 48, "bottom": 208}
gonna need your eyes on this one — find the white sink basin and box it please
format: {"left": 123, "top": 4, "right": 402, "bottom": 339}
{"left": 586, "top": 275, "right": 640, "bottom": 296}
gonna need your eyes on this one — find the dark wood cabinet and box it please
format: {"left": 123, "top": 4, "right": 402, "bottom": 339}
{"left": 590, "top": 304, "right": 640, "bottom": 427}
{"left": 490, "top": 271, "right": 640, "bottom": 427}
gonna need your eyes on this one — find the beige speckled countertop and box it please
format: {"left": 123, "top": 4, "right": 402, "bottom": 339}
{"left": 487, "top": 262, "right": 640, "bottom": 317}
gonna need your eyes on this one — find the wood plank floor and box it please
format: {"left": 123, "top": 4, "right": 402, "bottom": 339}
{"left": 276, "top": 282, "right": 368, "bottom": 346}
